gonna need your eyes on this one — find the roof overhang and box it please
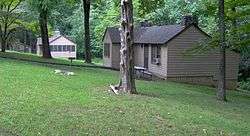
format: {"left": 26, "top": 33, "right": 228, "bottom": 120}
{"left": 105, "top": 24, "right": 211, "bottom": 45}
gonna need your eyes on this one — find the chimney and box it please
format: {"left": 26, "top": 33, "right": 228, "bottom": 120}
{"left": 181, "top": 15, "right": 198, "bottom": 27}
{"left": 54, "top": 30, "right": 61, "bottom": 36}
{"left": 139, "top": 20, "right": 152, "bottom": 27}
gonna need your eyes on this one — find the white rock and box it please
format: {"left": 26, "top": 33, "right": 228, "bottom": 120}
{"left": 66, "top": 72, "right": 75, "bottom": 76}
{"left": 54, "top": 69, "right": 75, "bottom": 76}
{"left": 54, "top": 69, "right": 62, "bottom": 74}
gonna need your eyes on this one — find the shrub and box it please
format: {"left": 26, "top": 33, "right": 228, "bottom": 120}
{"left": 239, "top": 78, "right": 250, "bottom": 91}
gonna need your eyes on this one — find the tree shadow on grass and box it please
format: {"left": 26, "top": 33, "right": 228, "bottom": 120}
{"left": 0, "top": 128, "right": 19, "bottom": 136}
{"left": 137, "top": 81, "right": 216, "bottom": 98}
{"left": 138, "top": 80, "right": 250, "bottom": 100}
{"left": 136, "top": 81, "right": 250, "bottom": 113}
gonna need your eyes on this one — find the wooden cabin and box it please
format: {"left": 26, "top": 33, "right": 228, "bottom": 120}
{"left": 103, "top": 16, "right": 240, "bottom": 89}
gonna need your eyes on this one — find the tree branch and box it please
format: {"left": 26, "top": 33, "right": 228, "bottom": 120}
{"left": 7, "top": 13, "right": 21, "bottom": 28}
{"left": 9, "top": 0, "right": 22, "bottom": 13}
{"left": 7, "top": 0, "right": 15, "bottom": 12}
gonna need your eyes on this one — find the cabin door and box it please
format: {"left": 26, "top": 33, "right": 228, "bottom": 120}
{"left": 144, "top": 44, "right": 149, "bottom": 69}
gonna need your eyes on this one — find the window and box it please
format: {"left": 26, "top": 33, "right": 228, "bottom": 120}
{"left": 53, "top": 45, "right": 58, "bottom": 51}
{"left": 51, "top": 45, "right": 56, "bottom": 52}
{"left": 72, "top": 46, "right": 75, "bottom": 52}
{"left": 58, "top": 45, "right": 62, "bottom": 52}
{"left": 151, "top": 45, "right": 161, "bottom": 65}
{"left": 67, "top": 46, "right": 71, "bottom": 52}
{"left": 50, "top": 45, "right": 53, "bottom": 51}
{"left": 104, "top": 43, "right": 110, "bottom": 58}
{"left": 63, "top": 45, "right": 67, "bottom": 52}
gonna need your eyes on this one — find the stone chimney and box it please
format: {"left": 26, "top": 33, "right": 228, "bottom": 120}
{"left": 181, "top": 15, "right": 198, "bottom": 27}
{"left": 139, "top": 20, "right": 152, "bottom": 27}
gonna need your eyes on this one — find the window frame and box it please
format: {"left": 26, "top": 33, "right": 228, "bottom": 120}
{"left": 67, "top": 45, "right": 71, "bottom": 52}
{"left": 104, "top": 43, "right": 110, "bottom": 58}
{"left": 63, "top": 45, "right": 67, "bottom": 52}
{"left": 151, "top": 45, "right": 161, "bottom": 65}
{"left": 50, "top": 45, "right": 53, "bottom": 51}
{"left": 58, "top": 45, "right": 62, "bottom": 52}
{"left": 53, "top": 45, "right": 58, "bottom": 52}
{"left": 72, "top": 46, "right": 75, "bottom": 52}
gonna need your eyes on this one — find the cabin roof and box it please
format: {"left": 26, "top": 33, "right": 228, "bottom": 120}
{"left": 104, "top": 24, "right": 209, "bottom": 44}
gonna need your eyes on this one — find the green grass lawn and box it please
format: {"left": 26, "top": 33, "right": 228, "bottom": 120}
{"left": 0, "top": 57, "right": 250, "bottom": 136}
{"left": 0, "top": 51, "right": 103, "bottom": 66}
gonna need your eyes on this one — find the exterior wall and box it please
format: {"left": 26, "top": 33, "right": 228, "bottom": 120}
{"left": 36, "top": 45, "right": 76, "bottom": 58}
{"left": 111, "top": 44, "right": 121, "bottom": 69}
{"left": 166, "top": 76, "right": 238, "bottom": 90}
{"left": 103, "top": 33, "right": 112, "bottom": 68}
{"left": 166, "top": 25, "right": 240, "bottom": 89}
{"left": 148, "top": 45, "right": 168, "bottom": 77}
{"left": 111, "top": 44, "right": 145, "bottom": 69}
{"left": 50, "top": 52, "right": 76, "bottom": 58}
{"left": 103, "top": 33, "right": 145, "bottom": 69}
{"left": 134, "top": 44, "right": 144, "bottom": 67}
{"left": 37, "top": 45, "right": 42, "bottom": 56}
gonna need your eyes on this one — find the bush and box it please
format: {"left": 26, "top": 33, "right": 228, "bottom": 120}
{"left": 239, "top": 78, "right": 250, "bottom": 91}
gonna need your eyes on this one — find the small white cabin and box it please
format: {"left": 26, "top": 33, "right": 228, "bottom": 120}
{"left": 37, "top": 35, "right": 77, "bottom": 58}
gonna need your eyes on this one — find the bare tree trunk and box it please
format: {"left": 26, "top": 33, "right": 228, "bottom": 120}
{"left": 110, "top": 0, "right": 136, "bottom": 94}
{"left": 83, "top": 0, "right": 92, "bottom": 63}
{"left": 217, "top": 0, "right": 226, "bottom": 101}
{"left": 39, "top": 9, "right": 52, "bottom": 59}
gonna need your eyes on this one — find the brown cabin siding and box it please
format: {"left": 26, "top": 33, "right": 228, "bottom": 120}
{"left": 166, "top": 26, "right": 240, "bottom": 89}
{"left": 111, "top": 44, "right": 121, "bottom": 69}
{"left": 148, "top": 45, "right": 168, "bottom": 77}
{"left": 103, "top": 32, "right": 145, "bottom": 69}
{"left": 134, "top": 44, "right": 144, "bottom": 67}
{"left": 112, "top": 44, "right": 144, "bottom": 69}
{"left": 103, "top": 33, "right": 112, "bottom": 68}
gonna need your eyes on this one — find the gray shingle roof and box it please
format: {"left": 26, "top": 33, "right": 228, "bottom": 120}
{"left": 136, "top": 25, "right": 184, "bottom": 44}
{"left": 106, "top": 27, "right": 121, "bottom": 44}
{"left": 105, "top": 25, "right": 187, "bottom": 44}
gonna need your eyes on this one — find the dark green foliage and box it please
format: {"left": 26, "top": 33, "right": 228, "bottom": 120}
{"left": 137, "top": 0, "right": 165, "bottom": 18}
{"left": 239, "top": 50, "right": 250, "bottom": 81}
{"left": 239, "top": 78, "right": 250, "bottom": 91}
{"left": 63, "top": 0, "right": 120, "bottom": 59}
{"left": 0, "top": 0, "right": 24, "bottom": 52}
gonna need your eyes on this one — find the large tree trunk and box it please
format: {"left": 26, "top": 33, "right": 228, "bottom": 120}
{"left": 1, "top": 39, "right": 6, "bottom": 52}
{"left": 110, "top": 0, "right": 136, "bottom": 94}
{"left": 39, "top": 9, "right": 52, "bottom": 59}
{"left": 83, "top": 0, "right": 92, "bottom": 63}
{"left": 1, "top": 23, "right": 8, "bottom": 52}
{"left": 217, "top": 0, "right": 226, "bottom": 101}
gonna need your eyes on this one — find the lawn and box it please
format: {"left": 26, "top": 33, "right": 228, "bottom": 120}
{"left": 0, "top": 51, "right": 103, "bottom": 66}
{"left": 0, "top": 57, "right": 250, "bottom": 136}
